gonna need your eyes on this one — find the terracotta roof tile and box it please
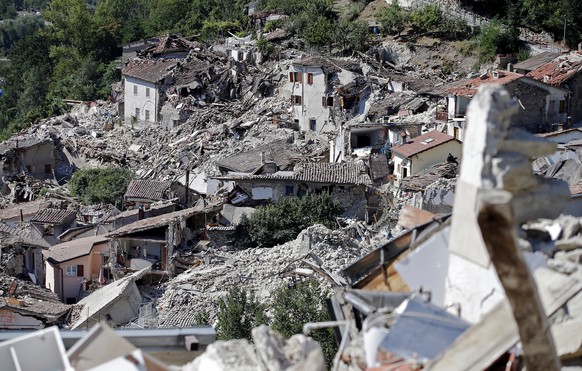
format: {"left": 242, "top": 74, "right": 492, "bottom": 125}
{"left": 513, "top": 51, "right": 561, "bottom": 72}
{"left": 446, "top": 71, "right": 524, "bottom": 96}
{"left": 219, "top": 162, "right": 372, "bottom": 185}
{"left": 392, "top": 130, "right": 457, "bottom": 158}
{"left": 31, "top": 208, "right": 76, "bottom": 225}
{"left": 124, "top": 180, "right": 173, "bottom": 201}
{"left": 527, "top": 54, "right": 582, "bottom": 86}
{"left": 122, "top": 59, "right": 177, "bottom": 83}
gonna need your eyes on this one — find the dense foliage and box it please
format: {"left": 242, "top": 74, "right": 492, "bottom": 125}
{"left": 215, "top": 280, "right": 337, "bottom": 366}
{"left": 216, "top": 285, "right": 268, "bottom": 341}
{"left": 236, "top": 192, "right": 343, "bottom": 248}
{"left": 68, "top": 167, "right": 133, "bottom": 206}
{"left": 271, "top": 280, "right": 337, "bottom": 367}
{"left": 1, "top": 0, "right": 582, "bottom": 138}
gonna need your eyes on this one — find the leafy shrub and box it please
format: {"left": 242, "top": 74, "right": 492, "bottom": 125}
{"left": 410, "top": 4, "right": 442, "bottom": 34}
{"left": 236, "top": 192, "right": 343, "bottom": 248}
{"left": 69, "top": 167, "right": 133, "bottom": 206}
{"left": 377, "top": 0, "right": 406, "bottom": 36}
{"left": 477, "top": 18, "right": 514, "bottom": 63}
{"left": 216, "top": 285, "right": 268, "bottom": 341}
{"left": 271, "top": 280, "right": 337, "bottom": 367}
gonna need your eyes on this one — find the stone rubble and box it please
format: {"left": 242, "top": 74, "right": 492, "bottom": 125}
{"left": 154, "top": 224, "right": 372, "bottom": 327}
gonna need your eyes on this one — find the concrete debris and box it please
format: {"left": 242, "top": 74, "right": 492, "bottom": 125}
{"left": 2, "top": 26, "right": 582, "bottom": 371}
{"left": 183, "top": 325, "right": 324, "bottom": 371}
{"left": 155, "top": 224, "right": 367, "bottom": 326}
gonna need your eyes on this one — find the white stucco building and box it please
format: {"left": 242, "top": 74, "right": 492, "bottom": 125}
{"left": 285, "top": 56, "right": 359, "bottom": 133}
{"left": 391, "top": 130, "right": 462, "bottom": 179}
{"left": 122, "top": 59, "right": 177, "bottom": 128}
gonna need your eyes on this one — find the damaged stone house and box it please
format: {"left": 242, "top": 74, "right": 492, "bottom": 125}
{"left": 30, "top": 208, "right": 77, "bottom": 246}
{"left": 284, "top": 56, "right": 365, "bottom": 133}
{"left": 391, "top": 130, "right": 461, "bottom": 179}
{"left": 124, "top": 179, "right": 197, "bottom": 209}
{"left": 214, "top": 139, "right": 304, "bottom": 175}
{"left": 43, "top": 235, "right": 110, "bottom": 304}
{"left": 525, "top": 50, "right": 582, "bottom": 126}
{"left": 0, "top": 277, "right": 70, "bottom": 330}
{"left": 0, "top": 137, "right": 73, "bottom": 200}
{"left": 0, "top": 222, "right": 50, "bottom": 285}
{"left": 445, "top": 70, "right": 570, "bottom": 139}
{"left": 122, "top": 59, "right": 178, "bottom": 128}
{"left": 106, "top": 202, "right": 221, "bottom": 277}
{"left": 215, "top": 162, "right": 372, "bottom": 217}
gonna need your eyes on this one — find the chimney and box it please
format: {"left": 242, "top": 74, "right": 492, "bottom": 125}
{"left": 138, "top": 205, "right": 144, "bottom": 220}
{"left": 329, "top": 140, "right": 335, "bottom": 163}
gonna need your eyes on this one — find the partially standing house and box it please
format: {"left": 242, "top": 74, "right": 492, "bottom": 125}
{"left": 122, "top": 59, "right": 177, "bottom": 128}
{"left": 214, "top": 162, "right": 372, "bottom": 215}
{"left": 286, "top": 56, "right": 362, "bottom": 133}
{"left": 30, "top": 208, "right": 77, "bottom": 246}
{"left": 106, "top": 202, "right": 221, "bottom": 277}
{"left": 391, "top": 130, "right": 462, "bottom": 179}
{"left": 43, "top": 235, "right": 110, "bottom": 303}
{"left": 445, "top": 70, "right": 570, "bottom": 139}
{"left": 123, "top": 179, "right": 196, "bottom": 209}
{"left": 526, "top": 51, "right": 582, "bottom": 124}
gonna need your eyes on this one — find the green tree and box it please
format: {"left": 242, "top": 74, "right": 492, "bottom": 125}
{"left": 216, "top": 285, "right": 268, "bottom": 341}
{"left": 303, "top": 16, "right": 332, "bottom": 48}
{"left": 478, "top": 18, "right": 513, "bottom": 63}
{"left": 377, "top": 0, "right": 406, "bottom": 36}
{"left": 237, "top": 192, "right": 342, "bottom": 248}
{"left": 271, "top": 280, "right": 337, "bottom": 367}
{"left": 411, "top": 4, "right": 442, "bottom": 34}
{"left": 68, "top": 168, "right": 133, "bottom": 206}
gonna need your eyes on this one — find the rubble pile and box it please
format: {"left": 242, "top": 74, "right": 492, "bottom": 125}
{"left": 155, "top": 224, "right": 369, "bottom": 327}
{"left": 183, "top": 325, "right": 325, "bottom": 371}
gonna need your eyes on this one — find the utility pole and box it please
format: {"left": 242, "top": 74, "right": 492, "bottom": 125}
{"left": 563, "top": 14, "right": 567, "bottom": 47}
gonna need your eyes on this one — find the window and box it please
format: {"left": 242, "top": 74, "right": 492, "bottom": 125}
{"left": 44, "top": 164, "right": 52, "bottom": 174}
{"left": 133, "top": 85, "right": 138, "bottom": 95}
{"left": 285, "top": 185, "right": 295, "bottom": 196}
{"left": 66, "top": 265, "right": 83, "bottom": 277}
{"left": 289, "top": 71, "right": 302, "bottom": 83}
{"left": 559, "top": 100, "right": 566, "bottom": 113}
{"left": 145, "top": 110, "right": 150, "bottom": 122}
{"left": 309, "top": 119, "right": 317, "bottom": 131}
{"left": 307, "top": 73, "right": 313, "bottom": 85}
{"left": 25, "top": 165, "right": 32, "bottom": 173}
{"left": 145, "top": 87, "right": 150, "bottom": 97}
{"left": 238, "top": 51, "right": 244, "bottom": 61}
{"left": 292, "top": 95, "right": 302, "bottom": 105}
{"left": 135, "top": 108, "right": 140, "bottom": 119}
{"left": 322, "top": 96, "right": 333, "bottom": 108}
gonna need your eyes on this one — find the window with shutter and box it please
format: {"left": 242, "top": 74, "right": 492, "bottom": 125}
{"left": 289, "top": 72, "right": 294, "bottom": 82}
{"left": 77, "top": 265, "right": 84, "bottom": 277}
{"left": 297, "top": 72, "right": 302, "bottom": 83}
{"left": 322, "top": 96, "right": 327, "bottom": 108}
{"left": 307, "top": 73, "right": 313, "bottom": 85}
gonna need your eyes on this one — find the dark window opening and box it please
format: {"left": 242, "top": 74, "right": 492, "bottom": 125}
{"left": 44, "top": 164, "right": 52, "bottom": 174}
{"left": 559, "top": 100, "right": 566, "bottom": 113}
{"left": 309, "top": 119, "right": 317, "bottom": 131}
{"left": 356, "top": 135, "right": 371, "bottom": 148}
{"left": 285, "top": 185, "right": 295, "bottom": 196}
{"left": 292, "top": 95, "right": 302, "bottom": 105}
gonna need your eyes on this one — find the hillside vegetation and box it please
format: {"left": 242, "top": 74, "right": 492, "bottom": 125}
{"left": 0, "top": 0, "right": 579, "bottom": 139}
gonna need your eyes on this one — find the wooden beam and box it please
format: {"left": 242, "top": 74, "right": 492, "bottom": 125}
{"left": 477, "top": 190, "right": 560, "bottom": 371}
